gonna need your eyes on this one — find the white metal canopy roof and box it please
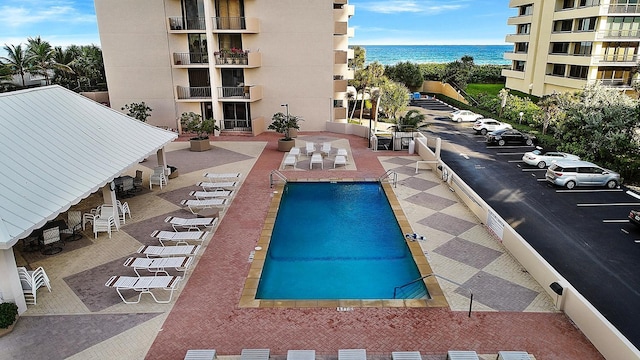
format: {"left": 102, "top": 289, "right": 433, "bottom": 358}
{"left": 0, "top": 85, "right": 178, "bottom": 249}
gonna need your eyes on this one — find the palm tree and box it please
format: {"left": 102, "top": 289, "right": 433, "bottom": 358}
{"left": 1, "top": 44, "right": 29, "bottom": 86}
{"left": 358, "top": 62, "right": 385, "bottom": 123}
{"left": 389, "top": 109, "right": 429, "bottom": 133}
{"left": 27, "top": 36, "right": 72, "bottom": 85}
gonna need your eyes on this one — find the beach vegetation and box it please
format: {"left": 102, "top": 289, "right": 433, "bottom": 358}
{"left": 353, "top": 61, "right": 385, "bottom": 123}
{"left": 379, "top": 81, "right": 410, "bottom": 120}
{"left": 384, "top": 62, "right": 423, "bottom": 90}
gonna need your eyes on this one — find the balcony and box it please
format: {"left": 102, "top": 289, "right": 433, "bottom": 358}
{"left": 589, "top": 78, "right": 637, "bottom": 89}
{"left": 502, "top": 68, "right": 525, "bottom": 80}
{"left": 334, "top": 77, "right": 347, "bottom": 92}
{"left": 504, "top": 51, "right": 528, "bottom": 61}
{"left": 168, "top": 17, "right": 206, "bottom": 31}
{"left": 173, "top": 53, "right": 209, "bottom": 66}
{"left": 335, "top": 21, "right": 348, "bottom": 35}
{"left": 607, "top": 4, "right": 640, "bottom": 14}
{"left": 212, "top": 17, "right": 260, "bottom": 33}
{"left": 217, "top": 85, "right": 262, "bottom": 102}
{"left": 592, "top": 54, "right": 638, "bottom": 65}
{"left": 177, "top": 86, "right": 211, "bottom": 100}
{"left": 348, "top": 27, "right": 355, "bottom": 38}
{"left": 214, "top": 51, "right": 262, "bottom": 68}
{"left": 334, "top": 106, "right": 347, "bottom": 121}
{"left": 597, "top": 29, "right": 640, "bottom": 39}
{"left": 335, "top": 50, "right": 348, "bottom": 64}
{"left": 505, "top": 33, "right": 530, "bottom": 43}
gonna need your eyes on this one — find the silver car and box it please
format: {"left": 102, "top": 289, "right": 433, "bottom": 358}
{"left": 545, "top": 160, "right": 620, "bottom": 189}
{"left": 522, "top": 148, "right": 580, "bottom": 168}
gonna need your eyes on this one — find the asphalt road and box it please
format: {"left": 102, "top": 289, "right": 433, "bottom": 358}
{"left": 419, "top": 112, "right": 640, "bottom": 349}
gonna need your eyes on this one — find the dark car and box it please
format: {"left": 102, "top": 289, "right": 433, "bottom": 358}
{"left": 630, "top": 210, "right": 640, "bottom": 227}
{"left": 486, "top": 129, "right": 536, "bottom": 146}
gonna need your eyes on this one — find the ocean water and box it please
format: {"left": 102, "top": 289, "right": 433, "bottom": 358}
{"left": 357, "top": 45, "right": 511, "bottom": 65}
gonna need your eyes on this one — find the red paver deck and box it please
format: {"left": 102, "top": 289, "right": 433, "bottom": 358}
{"left": 146, "top": 132, "right": 602, "bottom": 360}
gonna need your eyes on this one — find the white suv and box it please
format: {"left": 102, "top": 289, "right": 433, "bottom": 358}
{"left": 472, "top": 119, "right": 512, "bottom": 135}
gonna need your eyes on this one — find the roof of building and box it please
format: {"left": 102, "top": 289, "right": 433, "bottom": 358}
{"left": 0, "top": 85, "right": 177, "bottom": 249}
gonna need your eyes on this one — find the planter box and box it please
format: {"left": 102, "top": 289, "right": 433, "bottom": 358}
{"left": 0, "top": 316, "right": 17, "bottom": 338}
{"left": 278, "top": 139, "right": 295, "bottom": 152}
{"left": 190, "top": 138, "right": 211, "bottom": 152}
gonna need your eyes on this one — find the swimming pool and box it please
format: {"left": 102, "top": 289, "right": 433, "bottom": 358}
{"left": 255, "top": 181, "right": 428, "bottom": 300}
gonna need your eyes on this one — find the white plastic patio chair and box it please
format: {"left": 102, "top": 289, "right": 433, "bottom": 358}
{"left": 305, "top": 142, "right": 315, "bottom": 155}
{"left": 93, "top": 205, "right": 117, "bottom": 238}
{"left": 334, "top": 155, "right": 347, "bottom": 168}
{"left": 289, "top": 147, "right": 300, "bottom": 159}
{"left": 116, "top": 200, "right": 131, "bottom": 224}
{"left": 321, "top": 142, "right": 331, "bottom": 156}
{"left": 150, "top": 166, "right": 168, "bottom": 189}
{"left": 18, "top": 266, "right": 51, "bottom": 305}
{"left": 283, "top": 155, "right": 297, "bottom": 169}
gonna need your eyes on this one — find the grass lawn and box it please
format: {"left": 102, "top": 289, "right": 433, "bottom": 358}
{"left": 466, "top": 83, "right": 504, "bottom": 97}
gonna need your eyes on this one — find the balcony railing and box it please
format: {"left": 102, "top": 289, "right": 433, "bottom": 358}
{"left": 608, "top": 4, "right": 640, "bottom": 14}
{"left": 218, "top": 86, "right": 250, "bottom": 99}
{"left": 168, "top": 17, "right": 206, "bottom": 31}
{"left": 598, "top": 29, "right": 640, "bottom": 39}
{"left": 173, "top": 52, "right": 209, "bottom": 65}
{"left": 588, "top": 79, "right": 635, "bottom": 87}
{"left": 214, "top": 52, "right": 248, "bottom": 65}
{"left": 212, "top": 17, "right": 259, "bottom": 32}
{"left": 593, "top": 54, "right": 639, "bottom": 64}
{"left": 177, "top": 86, "right": 211, "bottom": 99}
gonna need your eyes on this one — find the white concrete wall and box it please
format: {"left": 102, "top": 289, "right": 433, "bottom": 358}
{"left": 0, "top": 249, "right": 27, "bottom": 314}
{"left": 411, "top": 133, "right": 640, "bottom": 360}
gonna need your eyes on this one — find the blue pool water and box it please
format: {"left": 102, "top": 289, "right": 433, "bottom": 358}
{"left": 256, "top": 182, "right": 426, "bottom": 300}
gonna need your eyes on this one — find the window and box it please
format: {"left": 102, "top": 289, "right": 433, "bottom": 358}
{"left": 579, "top": 0, "right": 599, "bottom": 7}
{"left": 574, "top": 42, "right": 593, "bottom": 55}
{"left": 568, "top": 65, "right": 589, "bottom": 79}
{"left": 515, "top": 42, "right": 529, "bottom": 53}
{"left": 513, "top": 60, "right": 526, "bottom": 71}
{"left": 222, "top": 103, "right": 251, "bottom": 129}
{"left": 549, "top": 64, "right": 566, "bottom": 76}
{"left": 607, "top": 16, "right": 640, "bottom": 37}
{"left": 553, "top": 19, "right": 573, "bottom": 32}
{"left": 520, "top": 4, "right": 533, "bottom": 15}
{"left": 577, "top": 17, "right": 597, "bottom": 31}
{"left": 517, "top": 23, "right": 531, "bottom": 34}
{"left": 562, "top": 0, "right": 575, "bottom": 9}
{"left": 188, "top": 34, "right": 208, "bottom": 63}
{"left": 551, "top": 42, "right": 570, "bottom": 54}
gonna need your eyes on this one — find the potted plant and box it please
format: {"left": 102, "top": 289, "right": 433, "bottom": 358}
{"left": 268, "top": 112, "right": 302, "bottom": 151}
{"left": 0, "top": 302, "right": 18, "bottom": 337}
{"left": 180, "top": 112, "right": 219, "bottom": 152}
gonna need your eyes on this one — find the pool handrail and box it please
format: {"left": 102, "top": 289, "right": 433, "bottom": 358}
{"left": 270, "top": 169, "right": 287, "bottom": 188}
{"left": 379, "top": 170, "right": 397, "bottom": 187}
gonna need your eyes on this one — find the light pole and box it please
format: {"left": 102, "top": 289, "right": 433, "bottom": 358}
{"left": 519, "top": 111, "right": 524, "bottom": 125}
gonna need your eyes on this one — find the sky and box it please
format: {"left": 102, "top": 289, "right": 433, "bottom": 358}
{"left": 0, "top": 0, "right": 511, "bottom": 51}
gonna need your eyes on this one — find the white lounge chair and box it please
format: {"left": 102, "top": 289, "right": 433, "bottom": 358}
{"left": 447, "top": 351, "right": 479, "bottom": 360}
{"left": 136, "top": 245, "right": 201, "bottom": 257}
{"left": 289, "top": 147, "right": 300, "bottom": 159}
{"left": 189, "top": 190, "right": 234, "bottom": 199}
{"left": 240, "top": 349, "right": 270, "bottom": 360}
{"left": 283, "top": 155, "right": 297, "bottom": 169}
{"left": 338, "top": 349, "right": 366, "bottom": 360}
{"left": 305, "top": 142, "right": 315, "bottom": 155}
{"left": 321, "top": 142, "right": 331, "bottom": 155}
{"left": 151, "top": 230, "right": 210, "bottom": 246}
{"left": 336, "top": 148, "right": 348, "bottom": 159}
{"left": 197, "top": 181, "right": 238, "bottom": 191}
{"left": 184, "top": 349, "right": 217, "bottom": 360}
{"left": 181, "top": 198, "right": 228, "bottom": 215}
{"left": 287, "top": 350, "right": 315, "bottom": 360}
{"left": 310, "top": 153, "right": 323, "bottom": 169}
{"left": 334, "top": 155, "right": 347, "bottom": 168}
{"left": 105, "top": 275, "right": 182, "bottom": 304}
{"left": 391, "top": 352, "right": 422, "bottom": 360}
{"left": 164, "top": 216, "right": 218, "bottom": 231}
{"left": 123, "top": 256, "right": 193, "bottom": 276}
{"left": 203, "top": 172, "right": 241, "bottom": 180}
{"left": 496, "top": 351, "right": 531, "bottom": 360}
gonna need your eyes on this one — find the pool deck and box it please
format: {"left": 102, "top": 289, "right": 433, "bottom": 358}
{"left": 3, "top": 131, "right": 603, "bottom": 360}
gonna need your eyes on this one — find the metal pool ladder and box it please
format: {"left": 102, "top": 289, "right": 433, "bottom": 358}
{"left": 379, "top": 170, "right": 398, "bottom": 187}
{"left": 269, "top": 169, "right": 287, "bottom": 188}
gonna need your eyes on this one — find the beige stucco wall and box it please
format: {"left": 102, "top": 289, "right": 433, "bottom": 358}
{"left": 95, "top": 0, "right": 342, "bottom": 133}
{"left": 421, "top": 81, "right": 469, "bottom": 104}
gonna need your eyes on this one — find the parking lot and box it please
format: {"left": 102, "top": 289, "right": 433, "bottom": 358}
{"left": 418, "top": 109, "right": 640, "bottom": 349}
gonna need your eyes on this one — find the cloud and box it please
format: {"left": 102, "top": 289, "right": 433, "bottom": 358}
{"left": 0, "top": 1, "right": 95, "bottom": 28}
{"left": 358, "top": 0, "right": 466, "bottom": 14}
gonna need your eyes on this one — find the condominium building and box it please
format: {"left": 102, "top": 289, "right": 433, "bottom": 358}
{"left": 94, "top": 0, "right": 354, "bottom": 133}
{"left": 503, "top": 0, "right": 639, "bottom": 97}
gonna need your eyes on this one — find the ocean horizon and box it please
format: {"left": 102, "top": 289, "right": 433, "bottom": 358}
{"left": 355, "top": 45, "right": 511, "bottom": 66}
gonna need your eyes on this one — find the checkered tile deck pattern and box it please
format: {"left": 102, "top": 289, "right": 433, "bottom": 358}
{"left": 2, "top": 133, "right": 603, "bottom": 360}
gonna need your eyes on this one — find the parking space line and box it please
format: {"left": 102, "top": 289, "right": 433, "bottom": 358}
{"left": 627, "top": 190, "right": 640, "bottom": 200}
{"left": 603, "top": 219, "right": 629, "bottom": 223}
{"left": 536, "top": 178, "right": 546, "bottom": 182}
{"left": 577, "top": 202, "right": 640, "bottom": 207}
{"left": 521, "top": 168, "right": 545, "bottom": 172}
{"left": 496, "top": 152, "right": 526, "bottom": 155}
{"left": 508, "top": 160, "right": 525, "bottom": 163}
{"left": 557, "top": 189, "right": 624, "bottom": 193}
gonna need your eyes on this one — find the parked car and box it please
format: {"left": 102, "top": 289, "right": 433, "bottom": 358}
{"left": 449, "top": 110, "right": 483, "bottom": 123}
{"left": 522, "top": 147, "right": 581, "bottom": 168}
{"left": 545, "top": 160, "right": 620, "bottom": 189}
{"left": 472, "top": 118, "right": 512, "bottom": 135}
{"left": 629, "top": 210, "right": 640, "bottom": 227}
{"left": 486, "top": 129, "right": 536, "bottom": 146}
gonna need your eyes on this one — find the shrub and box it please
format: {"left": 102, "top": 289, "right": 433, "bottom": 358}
{"left": 0, "top": 302, "right": 18, "bottom": 329}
